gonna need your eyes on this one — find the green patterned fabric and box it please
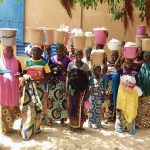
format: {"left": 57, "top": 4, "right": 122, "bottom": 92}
{"left": 26, "top": 59, "right": 47, "bottom": 67}
{"left": 139, "top": 62, "right": 150, "bottom": 96}
{"left": 48, "top": 81, "right": 67, "bottom": 121}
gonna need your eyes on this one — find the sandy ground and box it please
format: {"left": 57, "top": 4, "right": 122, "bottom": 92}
{"left": 0, "top": 120, "right": 150, "bottom": 150}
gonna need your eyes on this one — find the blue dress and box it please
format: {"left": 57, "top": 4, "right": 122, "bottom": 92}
{"left": 88, "top": 75, "right": 104, "bottom": 127}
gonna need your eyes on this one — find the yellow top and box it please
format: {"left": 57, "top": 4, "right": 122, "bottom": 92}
{"left": 24, "top": 58, "right": 51, "bottom": 73}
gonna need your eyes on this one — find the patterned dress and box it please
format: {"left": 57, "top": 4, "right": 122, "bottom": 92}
{"left": 115, "top": 69, "right": 139, "bottom": 135}
{"left": 103, "top": 62, "right": 120, "bottom": 121}
{"left": 20, "top": 58, "right": 51, "bottom": 140}
{"left": 48, "top": 55, "right": 70, "bottom": 121}
{"left": 88, "top": 75, "right": 104, "bottom": 128}
{"left": 0, "top": 50, "right": 21, "bottom": 134}
{"left": 137, "top": 62, "right": 150, "bottom": 128}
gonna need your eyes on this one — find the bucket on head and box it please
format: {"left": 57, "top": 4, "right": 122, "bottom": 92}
{"left": 124, "top": 42, "right": 138, "bottom": 59}
{"left": 107, "top": 39, "right": 122, "bottom": 51}
{"left": 136, "top": 25, "right": 146, "bottom": 35}
{"left": 135, "top": 35, "right": 147, "bottom": 48}
{"left": 0, "top": 28, "right": 17, "bottom": 46}
{"left": 93, "top": 28, "right": 108, "bottom": 44}
{"left": 55, "top": 30, "right": 68, "bottom": 44}
{"left": 85, "top": 35, "right": 94, "bottom": 48}
{"left": 44, "top": 28, "right": 55, "bottom": 45}
{"left": 72, "top": 36, "right": 86, "bottom": 51}
{"left": 28, "top": 28, "right": 44, "bottom": 45}
{"left": 91, "top": 49, "right": 105, "bottom": 66}
{"left": 142, "top": 38, "right": 150, "bottom": 52}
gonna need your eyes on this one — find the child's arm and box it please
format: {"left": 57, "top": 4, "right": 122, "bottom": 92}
{"left": 115, "top": 55, "right": 124, "bottom": 71}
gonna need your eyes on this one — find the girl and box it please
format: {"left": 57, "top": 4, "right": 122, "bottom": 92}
{"left": 82, "top": 47, "right": 92, "bottom": 72}
{"left": 115, "top": 58, "right": 141, "bottom": 134}
{"left": 66, "top": 50, "right": 90, "bottom": 131}
{"left": 88, "top": 66, "right": 104, "bottom": 128}
{"left": 103, "top": 51, "right": 120, "bottom": 123}
{"left": 0, "top": 46, "right": 22, "bottom": 135}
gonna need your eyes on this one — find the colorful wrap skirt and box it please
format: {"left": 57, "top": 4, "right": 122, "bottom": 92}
{"left": 48, "top": 80, "right": 68, "bottom": 121}
{"left": 68, "top": 88, "right": 86, "bottom": 129}
{"left": 20, "top": 81, "right": 43, "bottom": 140}
{"left": 88, "top": 87, "right": 103, "bottom": 127}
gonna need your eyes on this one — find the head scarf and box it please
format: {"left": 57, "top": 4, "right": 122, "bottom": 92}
{"left": 25, "top": 44, "right": 33, "bottom": 56}
{"left": 143, "top": 51, "right": 150, "bottom": 56}
{"left": 0, "top": 46, "right": 19, "bottom": 107}
{"left": 31, "top": 44, "right": 42, "bottom": 51}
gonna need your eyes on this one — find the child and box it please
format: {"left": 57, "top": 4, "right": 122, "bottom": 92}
{"left": 103, "top": 51, "right": 120, "bottom": 123}
{"left": 88, "top": 66, "right": 104, "bottom": 128}
{"left": 82, "top": 47, "right": 92, "bottom": 73}
{"left": 115, "top": 58, "right": 142, "bottom": 135}
{"left": 69, "top": 43, "right": 76, "bottom": 62}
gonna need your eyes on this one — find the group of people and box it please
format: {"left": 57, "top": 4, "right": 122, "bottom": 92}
{"left": 0, "top": 42, "right": 150, "bottom": 140}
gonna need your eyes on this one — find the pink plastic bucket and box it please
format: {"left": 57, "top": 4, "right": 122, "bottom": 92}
{"left": 84, "top": 101, "right": 91, "bottom": 109}
{"left": 124, "top": 47, "right": 138, "bottom": 59}
{"left": 136, "top": 25, "right": 146, "bottom": 35}
{"left": 93, "top": 29, "right": 108, "bottom": 44}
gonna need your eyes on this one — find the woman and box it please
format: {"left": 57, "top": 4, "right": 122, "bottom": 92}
{"left": 0, "top": 46, "right": 22, "bottom": 135}
{"left": 82, "top": 47, "right": 92, "bottom": 72}
{"left": 136, "top": 52, "right": 150, "bottom": 128}
{"left": 88, "top": 66, "right": 104, "bottom": 129}
{"left": 69, "top": 44, "right": 76, "bottom": 62}
{"left": 48, "top": 45, "right": 70, "bottom": 125}
{"left": 66, "top": 50, "right": 90, "bottom": 131}
{"left": 20, "top": 45, "right": 51, "bottom": 140}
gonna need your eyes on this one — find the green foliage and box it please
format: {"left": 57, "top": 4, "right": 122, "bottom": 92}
{"left": 0, "top": 0, "right": 4, "bottom": 3}
{"left": 74, "top": 0, "right": 146, "bottom": 23}
{"left": 134, "top": 0, "right": 145, "bottom": 22}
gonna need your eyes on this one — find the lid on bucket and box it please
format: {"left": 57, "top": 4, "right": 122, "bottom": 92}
{"left": 108, "top": 38, "right": 121, "bottom": 43}
{"left": 124, "top": 42, "right": 137, "bottom": 48}
{"left": 84, "top": 32, "right": 94, "bottom": 37}
{"left": 91, "top": 49, "right": 105, "bottom": 53}
{"left": 57, "top": 24, "right": 69, "bottom": 32}
{"left": 0, "top": 28, "right": 17, "bottom": 31}
{"left": 93, "top": 27, "right": 108, "bottom": 31}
